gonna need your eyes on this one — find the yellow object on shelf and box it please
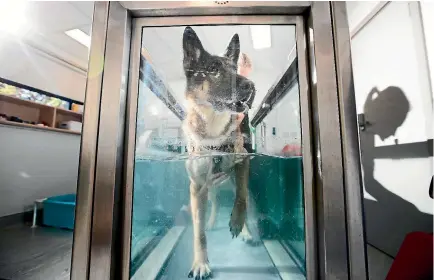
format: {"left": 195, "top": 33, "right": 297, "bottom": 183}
{"left": 71, "top": 103, "right": 83, "bottom": 113}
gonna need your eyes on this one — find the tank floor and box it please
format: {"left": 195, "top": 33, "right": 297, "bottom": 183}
{"left": 159, "top": 207, "right": 304, "bottom": 280}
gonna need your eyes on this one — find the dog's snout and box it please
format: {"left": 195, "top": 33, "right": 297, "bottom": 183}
{"left": 232, "top": 76, "right": 255, "bottom": 109}
{"left": 184, "top": 26, "right": 194, "bottom": 37}
{"left": 240, "top": 80, "right": 254, "bottom": 92}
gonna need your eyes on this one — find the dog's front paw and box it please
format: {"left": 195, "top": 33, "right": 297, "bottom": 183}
{"left": 240, "top": 229, "right": 260, "bottom": 246}
{"left": 229, "top": 201, "right": 246, "bottom": 238}
{"left": 240, "top": 229, "right": 253, "bottom": 242}
{"left": 188, "top": 260, "right": 212, "bottom": 279}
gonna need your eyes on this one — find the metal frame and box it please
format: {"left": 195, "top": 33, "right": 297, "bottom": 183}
{"left": 130, "top": 15, "right": 315, "bottom": 279}
{"left": 71, "top": 2, "right": 110, "bottom": 280}
{"left": 295, "top": 15, "right": 318, "bottom": 280}
{"left": 134, "top": 15, "right": 298, "bottom": 26}
{"left": 71, "top": 2, "right": 368, "bottom": 280}
{"left": 122, "top": 16, "right": 141, "bottom": 280}
{"left": 331, "top": 3, "right": 369, "bottom": 279}
{"left": 88, "top": 2, "right": 131, "bottom": 279}
{"left": 307, "top": 3, "right": 349, "bottom": 279}
{"left": 121, "top": 1, "right": 310, "bottom": 17}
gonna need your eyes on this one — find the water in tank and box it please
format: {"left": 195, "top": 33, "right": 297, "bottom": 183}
{"left": 130, "top": 24, "right": 306, "bottom": 280}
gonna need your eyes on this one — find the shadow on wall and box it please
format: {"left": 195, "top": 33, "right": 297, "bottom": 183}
{"left": 359, "top": 86, "right": 433, "bottom": 257}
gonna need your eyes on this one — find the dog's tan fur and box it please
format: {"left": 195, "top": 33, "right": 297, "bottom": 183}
{"left": 183, "top": 94, "right": 252, "bottom": 278}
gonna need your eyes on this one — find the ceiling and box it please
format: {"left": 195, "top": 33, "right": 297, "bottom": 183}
{"left": 16, "top": 1, "right": 94, "bottom": 70}
{"left": 142, "top": 25, "right": 296, "bottom": 81}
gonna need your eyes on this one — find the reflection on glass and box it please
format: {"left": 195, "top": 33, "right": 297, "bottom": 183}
{"left": 131, "top": 24, "right": 306, "bottom": 280}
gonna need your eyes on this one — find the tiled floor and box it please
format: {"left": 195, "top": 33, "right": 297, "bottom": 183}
{"left": 0, "top": 224, "right": 72, "bottom": 280}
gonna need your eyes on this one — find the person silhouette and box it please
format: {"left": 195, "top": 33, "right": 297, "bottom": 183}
{"left": 360, "top": 86, "right": 433, "bottom": 256}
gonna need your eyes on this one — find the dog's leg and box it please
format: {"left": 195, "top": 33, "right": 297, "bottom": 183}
{"left": 230, "top": 180, "right": 253, "bottom": 243}
{"left": 206, "top": 188, "right": 218, "bottom": 231}
{"left": 189, "top": 181, "right": 212, "bottom": 279}
{"left": 229, "top": 157, "right": 249, "bottom": 238}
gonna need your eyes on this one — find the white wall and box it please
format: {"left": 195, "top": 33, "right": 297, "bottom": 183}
{"left": 0, "top": 125, "right": 80, "bottom": 217}
{"left": 351, "top": 3, "right": 432, "bottom": 145}
{"left": 0, "top": 36, "right": 87, "bottom": 102}
{"left": 256, "top": 83, "right": 301, "bottom": 155}
{"left": 420, "top": 2, "right": 434, "bottom": 119}
{"left": 348, "top": 1, "right": 433, "bottom": 257}
{"left": 346, "top": 1, "right": 387, "bottom": 36}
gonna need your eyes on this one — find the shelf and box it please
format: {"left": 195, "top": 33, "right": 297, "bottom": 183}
{"left": 0, "top": 119, "right": 81, "bottom": 135}
{"left": 0, "top": 94, "right": 53, "bottom": 110}
{"left": 0, "top": 93, "right": 83, "bottom": 134}
{"left": 56, "top": 107, "right": 83, "bottom": 119}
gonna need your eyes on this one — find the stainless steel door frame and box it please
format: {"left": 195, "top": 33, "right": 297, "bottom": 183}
{"left": 71, "top": 2, "right": 110, "bottom": 280}
{"left": 331, "top": 3, "right": 369, "bottom": 279}
{"left": 71, "top": 2, "right": 368, "bottom": 280}
{"left": 88, "top": 2, "right": 131, "bottom": 279}
{"left": 71, "top": 2, "right": 132, "bottom": 280}
{"left": 125, "top": 14, "right": 315, "bottom": 280}
{"left": 306, "top": 3, "right": 368, "bottom": 278}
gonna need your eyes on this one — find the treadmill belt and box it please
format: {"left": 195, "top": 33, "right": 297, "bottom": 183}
{"left": 158, "top": 207, "right": 299, "bottom": 280}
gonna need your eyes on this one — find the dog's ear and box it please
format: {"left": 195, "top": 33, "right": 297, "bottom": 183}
{"left": 224, "top": 34, "right": 240, "bottom": 65}
{"left": 183, "top": 27, "right": 203, "bottom": 65}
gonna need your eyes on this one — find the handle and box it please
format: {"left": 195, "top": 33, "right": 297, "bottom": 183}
{"left": 429, "top": 176, "right": 433, "bottom": 199}
{"left": 357, "top": 113, "right": 371, "bottom": 131}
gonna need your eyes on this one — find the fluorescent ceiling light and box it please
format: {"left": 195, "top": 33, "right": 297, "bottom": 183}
{"left": 250, "top": 25, "right": 271, "bottom": 50}
{"left": 65, "top": 29, "right": 90, "bottom": 48}
{"left": 0, "top": 1, "right": 27, "bottom": 35}
{"left": 149, "top": 106, "right": 159, "bottom": 116}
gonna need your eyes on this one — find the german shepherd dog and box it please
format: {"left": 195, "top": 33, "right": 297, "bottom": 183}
{"left": 182, "top": 27, "right": 256, "bottom": 279}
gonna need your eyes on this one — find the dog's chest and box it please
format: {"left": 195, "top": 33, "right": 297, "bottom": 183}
{"left": 184, "top": 109, "right": 237, "bottom": 148}
{"left": 200, "top": 109, "right": 232, "bottom": 138}
{"left": 183, "top": 106, "right": 245, "bottom": 185}
{"left": 185, "top": 152, "right": 238, "bottom": 186}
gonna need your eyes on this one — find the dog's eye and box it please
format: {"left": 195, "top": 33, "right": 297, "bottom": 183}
{"left": 207, "top": 62, "right": 220, "bottom": 74}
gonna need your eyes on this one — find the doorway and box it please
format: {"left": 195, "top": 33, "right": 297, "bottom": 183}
{"left": 71, "top": 2, "right": 367, "bottom": 280}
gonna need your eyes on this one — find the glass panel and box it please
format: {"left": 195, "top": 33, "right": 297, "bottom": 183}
{"left": 254, "top": 81, "right": 305, "bottom": 267}
{"left": 130, "top": 24, "right": 306, "bottom": 280}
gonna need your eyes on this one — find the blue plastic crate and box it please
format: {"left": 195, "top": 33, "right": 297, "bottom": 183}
{"left": 43, "top": 194, "right": 76, "bottom": 230}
